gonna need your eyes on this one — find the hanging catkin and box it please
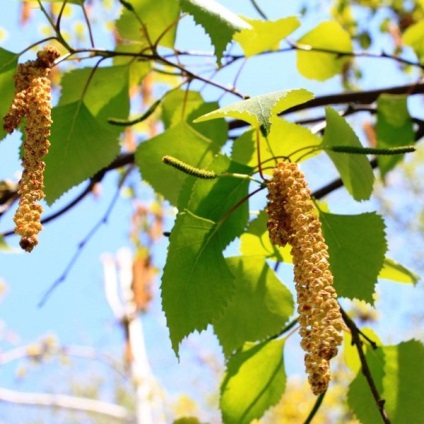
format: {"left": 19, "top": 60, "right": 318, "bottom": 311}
{"left": 266, "top": 161, "right": 344, "bottom": 395}
{"left": 3, "top": 46, "right": 60, "bottom": 252}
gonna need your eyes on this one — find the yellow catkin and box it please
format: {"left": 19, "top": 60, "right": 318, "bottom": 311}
{"left": 3, "top": 46, "right": 60, "bottom": 252}
{"left": 266, "top": 162, "right": 344, "bottom": 395}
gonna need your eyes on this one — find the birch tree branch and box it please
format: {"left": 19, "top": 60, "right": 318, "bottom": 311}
{"left": 0, "top": 387, "right": 133, "bottom": 421}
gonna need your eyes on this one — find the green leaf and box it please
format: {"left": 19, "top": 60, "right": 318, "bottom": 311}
{"left": 162, "top": 90, "right": 204, "bottom": 128}
{"left": 376, "top": 94, "right": 414, "bottom": 178}
{"left": 185, "top": 155, "right": 251, "bottom": 248}
{"left": 385, "top": 340, "right": 424, "bottom": 424}
{"left": 239, "top": 211, "right": 291, "bottom": 262}
{"left": 322, "top": 107, "right": 374, "bottom": 201}
{"left": 296, "top": 21, "right": 353, "bottom": 80}
{"left": 161, "top": 211, "right": 235, "bottom": 354}
{"left": 234, "top": 16, "right": 300, "bottom": 57}
{"left": 214, "top": 256, "right": 294, "bottom": 357}
{"left": 232, "top": 118, "right": 321, "bottom": 171}
{"left": 162, "top": 90, "right": 228, "bottom": 147}
{"left": 348, "top": 345, "right": 385, "bottom": 424}
{"left": 116, "top": 0, "right": 179, "bottom": 48}
{"left": 320, "top": 211, "right": 387, "bottom": 304}
{"left": 220, "top": 339, "right": 286, "bottom": 424}
{"left": 179, "top": 0, "right": 250, "bottom": 63}
{"left": 59, "top": 66, "right": 130, "bottom": 135}
{"left": 348, "top": 340, "right": 424, "bottom": 424}
{"left": 113, "top": 43, "right": 151, "bottom": 87}
{"left": 0, "top": 49, "right": 19, "bottom": 142}
{"left": 343, "top": 327, "right": 381, "bottom": 374}
{"left": 194, "top": 89, "right": 314, "bottom": 136}
{"left": 44, "top": 102, "right": 120, "bottom": 203}
{"left": 135, "top": 123, "right": 218, "bottom": 206}
{"left": 0, "top": 47, "right": 18, "bottom": 74}
{"left": 403, "top": 20, "right": 424, "bottom": 61}
{"left": 173, "top": 418, "right": 201, "bottom": 424}
{"left": 379, "top": 258, "right": 419, "bottom": 284}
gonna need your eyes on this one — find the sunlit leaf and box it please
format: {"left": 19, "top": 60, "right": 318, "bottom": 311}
{"left": 194, "top": 89, "right": 313, "bottom": 136}
{"left": 116, "top": 0, "right": 179, "bottom": 48}
{"left": 220, "top": 339, "right": 286, "bottom": 424}
{"left": 343, "top": 327, "right": 381, "bottom": 374}
{"left": 379, "top": 258, "right": 419, "bottom": 284}
{"left": 59, "top": 65, "right": 130, "bottom": 136}
{"left": 214, "top": 256, "right": 294, "bottom": 357}
{"left": 348, "top": 345, "right": 385, "bottom": 424}
{"left": 296, "top": 21, "right": 353, "bottom": 80}
{"left": 44, "top": 102, "right": 120, "bottom": 203}
{"left": 322, "top": 107, "right": 374, "bottom": 201}
{"left": 320, "top": 211, "right": 387, "bottom": 304}
{"left": 162, "top": 211, "right": 235, "bottom": 354}
{"left": 180, "top": 0, "right": 250, "bottom": 63}
{"left": 349, "top": 340, "right": 424, "bottom": 424}
{"left": 239, "top": 211, "right": 291, "bottom": 262}
{"left": 232, "top": 118, "right": 321, "bottom": 171}
{"left": 185, "top": 155, "right": 251, "bottom": 248}
{"left": 234, "top": 16, "right": 300, "bottom": 57}
{"left": 403, "top": 20, "right": 424, "bottom": 61}
{"left": 135, "top": 122, "right": 218, "bottom": 206}
{"left": 376, "top": 94, "right": 414, "bottom": 178}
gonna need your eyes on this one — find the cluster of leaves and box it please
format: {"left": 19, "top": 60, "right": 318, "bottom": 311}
{"left": 1, "top": 0, "right": 424, "bottom": 423}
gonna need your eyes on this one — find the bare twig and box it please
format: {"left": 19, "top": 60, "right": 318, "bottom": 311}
{"left": 37, "top": 168, "right": 133, "bottom": 307}
{"left": 0, "top": 387, "right": 133, "bottom": 421}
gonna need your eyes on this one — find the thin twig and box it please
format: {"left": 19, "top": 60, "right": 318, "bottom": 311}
{"left": 37, "top": 168, "right": 133, "bottom": 307}
{"left": 340, "top": 307, "right": 390, "bottom": 424}
{"left": 249, "top": 0, "right": 268, "bottom": 20}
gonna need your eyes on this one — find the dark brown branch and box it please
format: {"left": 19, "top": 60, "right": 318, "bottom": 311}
{"left": 229, "top": 82, "right": 424, "bottom": 130}
{"left": 340, "top": 307, "right": 390, "bottom": 424}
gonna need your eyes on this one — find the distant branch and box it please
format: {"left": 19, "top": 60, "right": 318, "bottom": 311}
{"left": 0, "top": 387, "right": 133, "bottom": 422}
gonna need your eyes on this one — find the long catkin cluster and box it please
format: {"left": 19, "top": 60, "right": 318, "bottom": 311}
{"left": 3, "top": 47, "right": 60, "bottom": 252}
{"left": 266, "top": 162, "right": 344, "bottom": 395}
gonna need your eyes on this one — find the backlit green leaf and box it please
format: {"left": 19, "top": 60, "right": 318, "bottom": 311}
{"left": 59, "top": 66, "right": 130, "bottom": 134}
{"left": 376, "top": 94, "right": 414, "bottom": 178}
{"left": 296, "top": 21, "right": 353, "bottom": 80}
{"left": 348, "top": 340, "right": 424, "bottom": 424}
{"left": 403, "top": 20, "right": 424, "bottom": 61}
{"left": 116, "top": 0, "right": 179, "bottom": 48}
{"left": 194, "top": 89, "right": 313, "bottom": 136}
{"left": 379, "top": 258, "right": 419, "bottom": 284}
{"left": 320, "top": 211, "right": 387, "bottom": 304}
{"left": 234, "top": 16, "right": 300, "bottom": 57}
{"left": 162, "top": 211, "right": 235, "bottom": 354}
{"left": 232, "top": 118, "right": 321, "bottom": 171}
{"left": 322, "top": 107, "right": 374, "bottom": 201}
{"left": 0, "top": 49, "right": 19, "bottom": 142}
{"left": 348, "top": 345, "right": 385, "bottom": 424}
{"left": 214, "top": 256, "right": 294, "bottom": 357}
{"left": 220, "top": 339, "right": 286, "bottom": 424}
{"left": 239, "top": 211, "right": 291, "bottom": 262}
{"left": 44, "top": 102, "right": 120, "bottom": 203}
{"left": 135, "top": 123, "right": 218, "bottom": 206}
{"left": 186, "top": 155, "right": 251, "bottom": 248}
{"left": 180, "top": 0, "right": 250, "bottom": 63}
